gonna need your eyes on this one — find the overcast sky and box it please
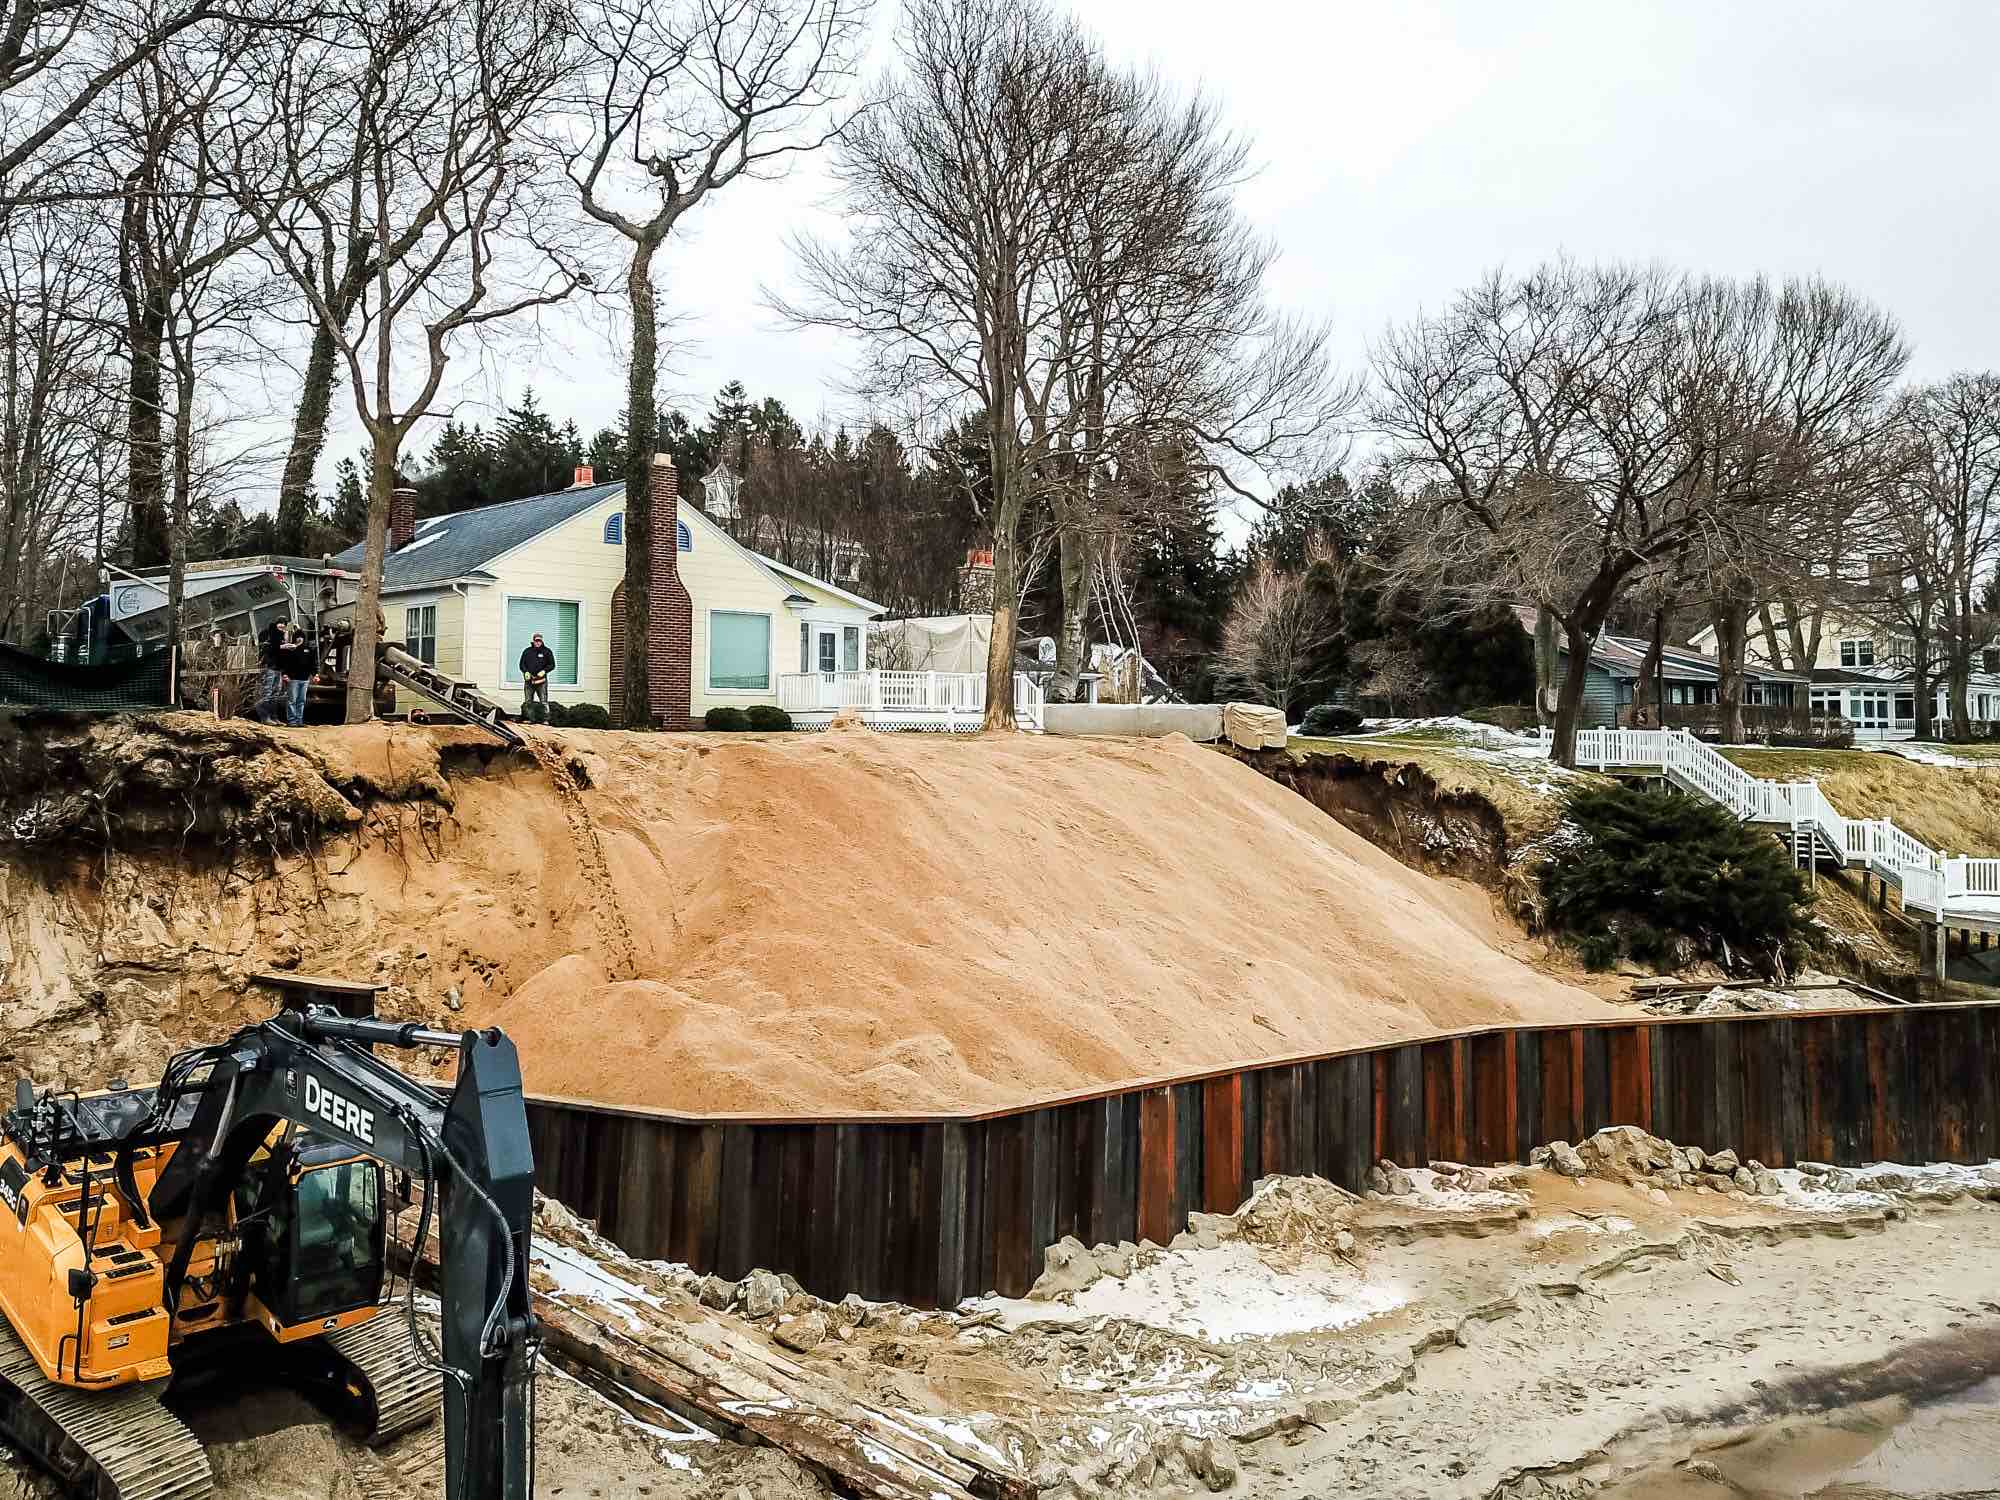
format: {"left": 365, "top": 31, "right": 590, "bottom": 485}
{"left": 310, "top": 0, "right": 2000, "bottom": 519}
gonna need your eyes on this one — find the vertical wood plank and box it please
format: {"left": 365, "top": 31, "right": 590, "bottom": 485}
{"left": 1028, "top": 1109, "right": 1058, "bottom": 1261}
{"left": 1451, "top": 1038, "right": 1470, "bottom": 1163}
{"left": 934, "top": 1122, "right": 969, "bottom": 1308}
{"left": 1390, "top": 1045, "right": 1424, "bottom": 1166}
{"left": 1138, "top": 1088, "right": 1177, "bottom": 1247}
{"left": 1538, "top": 1031, "right": 1572, "bottom": 1145}
{"left": 1582, "top": 1028, "right": 1611, "bottom": 1135}
{"left": 1372, "top": 1050, "right": 1389, "bottom": 1163}
{"left": 1203, "top": 1075, "right": 1245, "bottom": 1212}
{"left": 1569, "top": 1029, "right": 1587, "bottom": 1135}
{"left": 1172, "top": 1082, "right": 1202, "bottom": 1236}
{"left": 1514, "top": 1028, "right": 1541, "bottom": 1160}
{"left": 1421, "top": 1043, "right": 1453, "bottom": 1164}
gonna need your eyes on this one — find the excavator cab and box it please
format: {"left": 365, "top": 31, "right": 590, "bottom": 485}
{"left": 234, "top": 1139, "right": 387, "bottom": 1334}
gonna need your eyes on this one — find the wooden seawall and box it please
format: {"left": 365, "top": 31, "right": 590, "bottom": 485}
{"left": 525, "top": 1002, "right": 2000, "bottom": 1308}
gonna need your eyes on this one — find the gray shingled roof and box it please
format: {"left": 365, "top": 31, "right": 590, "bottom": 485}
{"left": 330, "top": 482, "right": 625, "bottom": 591}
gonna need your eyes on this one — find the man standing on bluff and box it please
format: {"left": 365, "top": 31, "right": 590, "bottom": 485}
{"left": 518, "top": 632, "right": 555, "bottom": 724}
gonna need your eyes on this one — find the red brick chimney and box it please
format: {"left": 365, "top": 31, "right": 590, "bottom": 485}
{"left": 572, "top": 465, "right": 594, "bottom": 488}
{"left": 608, "top": 455, "right": 694, "bottom": 729}
{"left": 958, "top": 546, "right": 996, "bottom": 613}
{"left": 389, "top": 486, "right": 417, "bottom": 551}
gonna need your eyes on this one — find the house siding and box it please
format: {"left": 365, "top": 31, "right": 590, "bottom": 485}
{"left": 679, "top": 508, "right": 793, "bottom": 719}
{"left": 390, "top": 591, "right": 464, "bottom": 679}
{"left": 483, "top": 492, "right": 629, "bottom": 706}
{"left": 1554, "top": 659, "right": 1622, "bottom": 728}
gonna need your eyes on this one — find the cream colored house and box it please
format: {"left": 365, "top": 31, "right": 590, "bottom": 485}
{"left": 332, "top": 473, "right": 882, "bottom": 722}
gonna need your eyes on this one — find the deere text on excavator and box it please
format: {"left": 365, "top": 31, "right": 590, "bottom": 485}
{"left": 0, "top": 1006, "right": 538, "bottom": 1500}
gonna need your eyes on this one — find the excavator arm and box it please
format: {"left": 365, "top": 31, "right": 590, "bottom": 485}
{"left": 145, "top": 1008, "right": 536, "bottom": 1500}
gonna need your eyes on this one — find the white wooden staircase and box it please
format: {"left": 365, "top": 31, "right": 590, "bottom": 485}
{"left": 1569, "top": 728, "right": 2000, "bottom": 935}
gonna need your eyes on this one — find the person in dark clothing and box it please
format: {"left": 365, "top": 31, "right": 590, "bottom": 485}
{"left": 518, "top": 633, "right": 555, "bottom": 723}
{"left": 281, "top": 627, "right": 316, "bottom": 727}
{"left": 255, "top": 618, "right": 289, "bottom": 722}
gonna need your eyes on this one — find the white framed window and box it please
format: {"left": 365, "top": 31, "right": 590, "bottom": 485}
{"left": 708, "top": 610, "right": 771, "bottom": 691}
{"left": 405, "top": 603, "right": 437, "bottom": 667}
{"left": 842, "top": 625, "right": 861, "bottom": 672}
{"left": 503, "top": 597, "right": 580, "bottom": 686}
{"left": 1838, "top": 638, "right": 1874, "bottom": 668}
{"left": 1847, "top": 689, "right": 1890, "bottom": 728}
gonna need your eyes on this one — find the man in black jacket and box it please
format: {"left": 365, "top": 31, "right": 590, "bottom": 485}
{"left": 518, "top": 633, "right": 555, "bottom": 723}
{"left": 254, "top": 617, "right": 289, "bottom": 722}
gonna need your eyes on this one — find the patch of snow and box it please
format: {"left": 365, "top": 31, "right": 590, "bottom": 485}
{"left": 1401, "top": 1167, "right": 1531, "bottom": 1214}
{"left": 1767, "top": 1159, "right": 2000, "bottom": 1213}
{"left": 536, "top": 1360, "right": 714, "bottom": 1470}
{"left": 1872, "top": 742, "right": 1978, "bottom": 768}
{"left": 532, "top": 1238, "right": 663, "bottom": 1330}
{"left": 967, "top": 1239, "right": 1407, "bottom": 1343}
{"left": 1528, "top": 1213, "right": 1635, "bottom": 1239}
{"left": 897, "top": 1413, "right": 1018, "bottom": 1472}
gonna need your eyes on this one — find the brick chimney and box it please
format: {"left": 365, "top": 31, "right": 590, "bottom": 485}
{"left": 958, "top": 547, "right": 996, "bottom": 613}
{"left": 572, "top": 465, "right": 594, "bottom": 488}
{"left": 609, "top": 454, "right": 694, "bottom": 729}
{"left": 389, "top": 486, "right": 417, "bottom": 551}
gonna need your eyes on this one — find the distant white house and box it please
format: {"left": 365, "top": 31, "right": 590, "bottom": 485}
{"left": 1687, "top": 608, "right": 2000, "bottom": 740}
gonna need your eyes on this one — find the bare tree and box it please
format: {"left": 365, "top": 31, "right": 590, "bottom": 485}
{"left": 102, "top": 23, "right": 272, "bottom": 632}
{"left": 1680, "top": 276, "right": 1907, "bottom": 742}
{"left": 783, "top": 0, "right": 1126, "bottom": 729}
{"left": 0, "top": 201, "right": 118, "bottom": 641}
{"left": 0, "top": 0, "right": 239, "bottom": 203}
{"left": 1874, "top": 375, "right": 2000, "bottom": 738}
{"left": 558, "top": 0, "right": 865, "bottom": 727}
{"left": 786, "top": 0, "right": 1347, "bottom": 722}
{"left": 1373, "top": 260, "right": 1906, "bottom": 765}
{"left": 1040, "top": 81, "right": 1350, "bottom": 703}
{"left": 1214, "top": 541, "right": 1340, "bottom": 713}
{"left": 228, "top": 0, "right": 584, "bottom": 719}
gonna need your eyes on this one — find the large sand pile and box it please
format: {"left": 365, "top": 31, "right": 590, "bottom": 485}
{"left": 463, "top": 729, "right": 1612, "bottom": 1113}
{"left": 0, "top": 719, "right": 1615, "bottom": 1116}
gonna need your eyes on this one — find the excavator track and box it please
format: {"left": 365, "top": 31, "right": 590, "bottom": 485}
{"left": 309, "top": 1315, "right": 442, "bottom": 1446}
{"left": 0, "top": 1324, "right": 211, "bottom": 1500}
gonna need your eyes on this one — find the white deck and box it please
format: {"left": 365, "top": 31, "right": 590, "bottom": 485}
{"left": 1574, "top": 727, "right": 2000, "bottom": 936}
{"left": 776, "top": 670, "right": 1045, "bottom": 732}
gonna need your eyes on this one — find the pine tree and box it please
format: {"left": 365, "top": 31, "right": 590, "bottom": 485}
{"left": 586, "top": 426, "right": 626, "bottom": 483}
{"left": 331, "top": 458, "right": 368, "bottom": 541}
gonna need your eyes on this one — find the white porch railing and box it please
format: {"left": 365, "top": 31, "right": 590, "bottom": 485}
{"left": 776, "top": 670, "right": 1045, "bottom": 730}
{"left": 1563, "top": 726, "right": 2000, "bottom": 928}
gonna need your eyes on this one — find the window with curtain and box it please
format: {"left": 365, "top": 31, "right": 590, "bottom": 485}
{"left": 504, "top": 598, "right": 579, "bottom": 685}
{"left": 710, "top": 611, "right": 770, "bottom": 690}
{"left": 405, "top": 604, "right": 437, "bottom": 666}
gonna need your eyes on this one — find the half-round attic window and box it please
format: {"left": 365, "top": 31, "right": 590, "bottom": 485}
{"left": 676, "top": 519, "right": 692, "bottom": 552}
{"left": 603, "top": 513, "right": 622, "bottom": 544}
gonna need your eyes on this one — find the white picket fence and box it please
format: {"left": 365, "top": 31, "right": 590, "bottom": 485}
{"left": 1566, "top": 726, "right": 2000, "bottom": 923}
{"left": 775, "top": 670, "right": 1045, "bottom": 732}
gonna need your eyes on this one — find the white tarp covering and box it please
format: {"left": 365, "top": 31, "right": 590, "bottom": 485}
{"left": 1222, "top": 702, "right": 1287, "bottom": 750}
{"left": 871, "top": 614, "right": 994, "bottom": 674}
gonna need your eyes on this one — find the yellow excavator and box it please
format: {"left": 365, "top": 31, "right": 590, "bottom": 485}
{"left": 0, "top": 1007, "right": 538, "bottom": 1500}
